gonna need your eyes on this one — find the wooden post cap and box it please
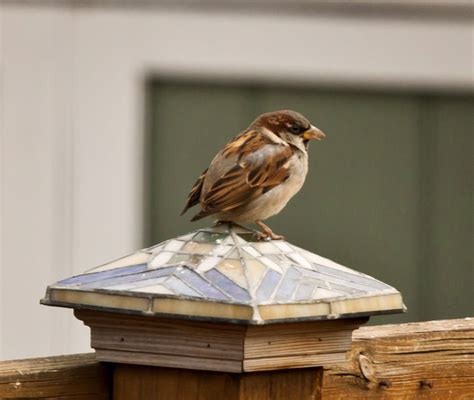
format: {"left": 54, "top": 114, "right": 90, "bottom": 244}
{"left": 41, "top": 223, "right": 405, "bottom": 372}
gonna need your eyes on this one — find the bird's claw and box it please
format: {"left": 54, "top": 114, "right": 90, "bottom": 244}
{"left": 256, "top": 231, "right": 285, "bottom": 241}
{"left": 255, "top": 220, "right": 285, "bottom": 241}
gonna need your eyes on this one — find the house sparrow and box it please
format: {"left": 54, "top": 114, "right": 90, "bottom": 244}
{"left": 181, "top": 110, "right": 325, "bottom": 240}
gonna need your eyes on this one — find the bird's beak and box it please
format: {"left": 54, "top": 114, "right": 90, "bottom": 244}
{"left": 303, "top": 125, "right": 326, "bottom": 141}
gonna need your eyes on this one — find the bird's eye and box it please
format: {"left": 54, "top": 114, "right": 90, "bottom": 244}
{"left": 289, "top": 124, "right": 301, "bottom": 134}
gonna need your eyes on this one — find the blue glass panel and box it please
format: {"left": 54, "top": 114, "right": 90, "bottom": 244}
{"left": 177, "top": 268, "right": 229, "bottom": 300}
{"left": 256, "top": 269, "right": 281, "bottom": 301}
{"left": 205, "top": 269, "right": 251, "bottom": 301}
{"left": 109, "top": 276, "right": 169, "bottom": 290}
{"left": 82, "top": 266, "right": 177, "bottom": 289}
{"left": 56, "top": 264, "right": 147, "bottom": 286}
{"left": 294, "top": 280, "right": 317, "bottom": 300}
{"left": 274, "top": 267, "right": 301, "bottom": 300}
{"left": 164, "top": 276, "right": 203, "bottom": 298}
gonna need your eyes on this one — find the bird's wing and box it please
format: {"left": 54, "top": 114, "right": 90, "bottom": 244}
{"left": 181, "top": 168, "right": 208, "bottom": 215}
{"left": 191, "top": 129, "right": 293, "bottom": 221}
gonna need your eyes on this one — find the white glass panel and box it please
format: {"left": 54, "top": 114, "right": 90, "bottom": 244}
{"left": 150, "top": 251, "right": 174, "bottom": 268}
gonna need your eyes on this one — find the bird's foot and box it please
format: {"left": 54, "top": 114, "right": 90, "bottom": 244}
{"left": 256, "top": 231, "right": 285, "bottom": 241}
{"left": 255, "top": 220, "right": 285, "bottom": 241}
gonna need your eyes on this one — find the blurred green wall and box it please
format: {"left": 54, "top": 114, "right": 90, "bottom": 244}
{"left": 145, "top": 80, "right": 473, "bottom": 324}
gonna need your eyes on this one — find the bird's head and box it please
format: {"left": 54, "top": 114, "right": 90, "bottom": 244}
{"left": 250, "top": 110, "right": 326, "bottom": 150}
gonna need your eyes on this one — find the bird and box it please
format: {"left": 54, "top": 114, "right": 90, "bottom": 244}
{"left": 181, "top": 110, "right": 326, "bottom": 240}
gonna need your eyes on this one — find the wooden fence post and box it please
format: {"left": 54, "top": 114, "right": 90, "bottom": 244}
{"left": 113, "top": 364, "right": 323, "bottom": 400}
{"left": 41, "top": 224, "right": 405, "bottom": 399}
{"left": 74, "top": 310, "right": 367, "bottom": 400}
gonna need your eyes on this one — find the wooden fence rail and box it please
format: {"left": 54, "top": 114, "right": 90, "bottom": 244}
{"left": 0, "top": 353, "right": 110, "bottom": 399}
{"left": 0, "top": 318, "right": 472, "bottom": 399}
{"left": 323, "top": 318, "right": 474, "bottom": 399}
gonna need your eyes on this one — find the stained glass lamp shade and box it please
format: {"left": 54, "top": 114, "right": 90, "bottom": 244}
{"left": 42, "top": 223, "right": 404, "bottom": 324}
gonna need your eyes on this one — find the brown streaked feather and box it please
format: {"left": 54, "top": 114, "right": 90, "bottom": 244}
{"left": 221, "top": 129, "right": 274, "bottom": 160}
{"left": 181, "top": 168, "right": 208, "bottom": 215}
{"left": 191, "top": 130, "right": 293, "bottom": 221}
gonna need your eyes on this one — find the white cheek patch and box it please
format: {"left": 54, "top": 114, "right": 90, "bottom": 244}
{"left": 287, "top": 134, "right": 307, "bottom": 152}
{"left": 261, "top": 127, "right": 288, "bottom": 146}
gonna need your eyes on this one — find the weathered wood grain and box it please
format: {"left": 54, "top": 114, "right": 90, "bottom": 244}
{"left": 113, "top": 364, "right": 241, "bottom": 400}
{"left": 323, "top": 318, "right": 474, "bottom": 399}
{"left": 97, "top": 349, "right": 243, "bottom": 373}
{"left": 240, "top": 367, "right": 323, "bottom": 400}
{"left": 113, "top": 364, "right": 323, "bottom": 400}
{"left": 244, "top": 353, "right": 348, "bottom": 372}
{"left": 0, "top": 353, "right": 110, "bottom": 399}
{"left": 1, "top": 318, "right": 472, "bottom": 398}
{"left": 75, "top": 310, "right": 364, "bottom": 373}
{"left": 244, "top": 318, "right": 365, "bottom": 372}
{"left": 75, "top": 309, "right": 245, "bottom": 372}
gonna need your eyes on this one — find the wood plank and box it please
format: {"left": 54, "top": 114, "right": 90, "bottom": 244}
{"left": 240, "top": 368, "right": 323, "bottom": 400}
{"left": 113, "top": 364, "right": 241, "bottom": 400}
{"left": 244, "top": 318, "right": 365, "bottom": 372}
{"left": 77, "top": 310, "right": 365, "bottom": 373}
{"left": 244, "top": 353, "right": 347, "bottom": 373}
{"left": 0, "top": 353, "right": 110, "bottom": 399}
{"left": 113, "top": 364, "right": 322, "bottom": 400}
{"left": 76, "top": 310, "right": 245, "bottom": 372}
{"left": 91, "top": 326, "right": 243, "bottom": 360}
{"left": 97, "top": 349, "right": 243, "bottom": 373}
{"left": 245, "top": 327, "right": 353, "bottom": 358}
{"left": 245, "top": 318, "right": 366, "bottom": 337}
{"left": 323, "top": 318, "right": 474, "bottom": 399}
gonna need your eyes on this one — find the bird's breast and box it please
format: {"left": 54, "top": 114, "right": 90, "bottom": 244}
{"left": 277, "top": 152, "right": 308, "bottom": 200}
{"left": 230, "top": 152, "right": 308, "bottom": 223}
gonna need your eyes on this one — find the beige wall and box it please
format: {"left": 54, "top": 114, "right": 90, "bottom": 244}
{"left": 0, "top": 2, "right": 472, "bottom": 360}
